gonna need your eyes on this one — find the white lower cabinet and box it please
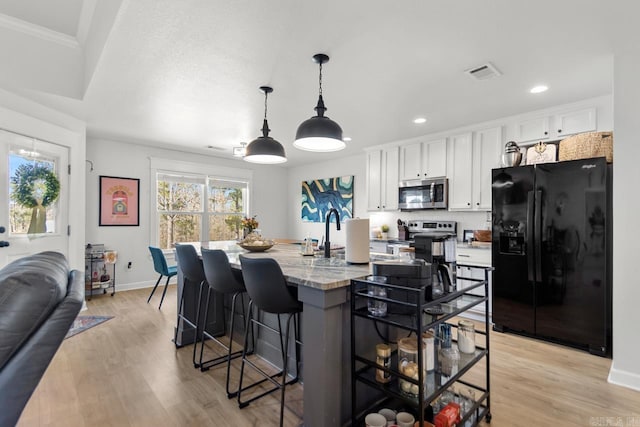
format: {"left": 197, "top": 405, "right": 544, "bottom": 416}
{"left": 456, "top": 264, "right": 492, "bottom": 316}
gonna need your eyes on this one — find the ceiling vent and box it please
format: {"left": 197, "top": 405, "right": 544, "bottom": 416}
{"left": 465, "top": 62, "right": 501, "bottom": 80}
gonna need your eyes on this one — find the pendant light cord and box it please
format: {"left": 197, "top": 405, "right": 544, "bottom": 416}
{"left": 264, "top": 91, "right": 268, "bottom": 120}
{"left": 318, "top": 62, "right": 323, "bottom": 96}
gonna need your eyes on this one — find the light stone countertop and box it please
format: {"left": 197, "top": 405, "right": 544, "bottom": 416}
{"left": 194, "top": 241, "right": 373, "bottom": 291}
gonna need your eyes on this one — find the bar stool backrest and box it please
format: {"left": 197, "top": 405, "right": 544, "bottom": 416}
{"left": 201, "top": 248, "right": 245, "bottom": 294}
{"left": 149, "top": 246, "right": 173, "bottom": 276}
{"left": 175, "top": 244, "right": 206, "bottom": 285}
{"left": 239, "top": 255, "right": 301, "bottom": 314}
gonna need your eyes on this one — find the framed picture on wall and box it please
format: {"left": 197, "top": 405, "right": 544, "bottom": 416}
{"left": 99, "top": 176, "right": 140, "bottom": 226}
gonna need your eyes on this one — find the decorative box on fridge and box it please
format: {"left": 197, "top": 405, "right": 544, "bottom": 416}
{"left": 558, "top": 131, "right": 613, "bottom": 163}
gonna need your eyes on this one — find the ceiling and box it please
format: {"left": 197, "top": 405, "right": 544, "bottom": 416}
{"left": 0, "top": 0, "right": 634, "bottom": 167}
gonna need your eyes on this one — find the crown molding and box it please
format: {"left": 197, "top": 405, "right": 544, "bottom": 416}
{"left": 0, "top": 12, "right": 79, "bottom": 49}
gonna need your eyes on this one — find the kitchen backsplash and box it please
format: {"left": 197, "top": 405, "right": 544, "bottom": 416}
{"left": 369, "top": 210, "right": 490, "bottom": 241}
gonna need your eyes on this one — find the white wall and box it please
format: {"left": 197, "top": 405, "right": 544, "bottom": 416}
{"left": 608, "top": 48, "right": 640, "bottom": 390}
{"left": 86, "top": 137, "right": 288, "bottom": 290}
{"left": 287, "top": 153, "right": 367, "bottom": 246}
{"left": 0, "top": 88, "right": 86, "bottom": 270}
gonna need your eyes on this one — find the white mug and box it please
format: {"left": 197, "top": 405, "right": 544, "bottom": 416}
{"left": 365, "top": 413, "right": 387, "bottom": 427}
{"left": 378, "top": 408, "right": 397, "bottom": 426}
{"left": 396, "top": 412, "right": 415, "bottom": 427}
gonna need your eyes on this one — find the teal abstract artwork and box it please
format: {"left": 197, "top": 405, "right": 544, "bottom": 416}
{"left": 301, "top": 176, "right": 353, "bottom": 222}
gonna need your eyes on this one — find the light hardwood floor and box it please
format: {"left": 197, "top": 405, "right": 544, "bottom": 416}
{"left": 18, "top": 287, "right": 640, "bottom": 427}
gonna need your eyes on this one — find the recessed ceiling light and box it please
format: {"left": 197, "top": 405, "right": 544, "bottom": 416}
{"left": 343, "top": 136, "right": 352, "bottom": 142}
{"left": 413, "top": 117, "right": 427, "bottom": 124}
{"left": 530, "top": 85, "right": 548, "bottom": 94}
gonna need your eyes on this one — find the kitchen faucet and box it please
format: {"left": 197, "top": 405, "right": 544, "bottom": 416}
{"left": 324, "top": 208, "right": 341, "bottom": 258}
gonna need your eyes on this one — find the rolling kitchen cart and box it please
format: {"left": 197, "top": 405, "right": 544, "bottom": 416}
{"left": 84, "top": 244, "right": 116, "bottom": 300}
{"left": 350, "top": 270, "right": 492, "bottom": 426}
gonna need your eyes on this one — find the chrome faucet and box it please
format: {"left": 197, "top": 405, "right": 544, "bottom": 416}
{"left": 324, "top": 208, "right": 341, "bottom": 258}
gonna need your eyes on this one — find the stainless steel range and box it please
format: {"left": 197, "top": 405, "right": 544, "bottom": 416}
{"left": 407, "top": 220, "right": 457, "bottom": 239}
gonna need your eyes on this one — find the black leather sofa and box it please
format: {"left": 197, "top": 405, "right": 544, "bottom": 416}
{"left": 0, "top": 251, "right": 83, "bottom": 426}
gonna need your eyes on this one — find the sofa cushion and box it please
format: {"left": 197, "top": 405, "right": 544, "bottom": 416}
{"left": 0, "top": 251, "right": 69, "bottom": 370}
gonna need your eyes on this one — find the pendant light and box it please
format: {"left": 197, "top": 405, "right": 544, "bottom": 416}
{"left": 244, "top": 86, "right": 287, "bottom": 164}
{"left": 293, "top": 53, "right": 345, "bottom": 152}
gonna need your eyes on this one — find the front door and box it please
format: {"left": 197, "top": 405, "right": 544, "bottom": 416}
{"left": 0, "top": 129, "right": 69, "bottom": 268}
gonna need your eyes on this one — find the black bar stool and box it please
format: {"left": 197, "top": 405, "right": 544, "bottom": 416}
{"left": 199, "top": 248, "right": 251, "bottom": 398}
{"left": 173, "top": 244, "right": 207, "bottom": 368}
{"left": 237, "top": 255, "right": 302, "bottom": 427}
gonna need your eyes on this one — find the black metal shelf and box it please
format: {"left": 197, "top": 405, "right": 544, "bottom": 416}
{"left": 85, "top": 251, "right": 116, "bottom": 301}
{"left": 350, "top": 268, "right": 492, "bottom": 426}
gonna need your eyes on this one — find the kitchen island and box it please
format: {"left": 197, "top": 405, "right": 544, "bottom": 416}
{"left": 178, "top": 241, "right": 373, "bottom": 426}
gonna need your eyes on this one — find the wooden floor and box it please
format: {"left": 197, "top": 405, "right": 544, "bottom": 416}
{"left": 19, "top": 287, "right": 640, "bottom": 427}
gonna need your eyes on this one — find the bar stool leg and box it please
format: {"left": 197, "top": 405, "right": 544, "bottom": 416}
{"left": 192, "top": 281, "right": 205, "bottom": 368}
{"left": 280, "top": 312, "right": 295, "bottom": 427}
{"left": 147, "top": 274, "right": 163, "bottom": 303}
{"left": 197, "top": 286, "right": 213, "bottom": 370}
{"left": 158, "top": 274, "right": 171, "bottom": 309}
{"left": 173, "top": 287, "right": 186, "bottom": 348}
{"left": 237, "top": 300, "right": 254, "bottom": 406}
{"left": 226, "top": 291, "right": 241, "bottom": 398}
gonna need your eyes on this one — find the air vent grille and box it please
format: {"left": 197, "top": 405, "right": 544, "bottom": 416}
{"left": 465, "top": 62, "right": 501, "bottom": 80}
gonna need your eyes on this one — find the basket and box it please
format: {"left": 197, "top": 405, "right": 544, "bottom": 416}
{"left": 558, "top": 131, "right": 613, "bottom": 163}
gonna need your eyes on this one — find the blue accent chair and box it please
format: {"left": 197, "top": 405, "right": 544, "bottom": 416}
{"left": 148, "top": 246, "right": 178, "bottom": 309}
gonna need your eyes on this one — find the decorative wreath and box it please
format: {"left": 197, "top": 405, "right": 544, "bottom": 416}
{"left": 10, "top": 163, "right": 60, "bottom": 208}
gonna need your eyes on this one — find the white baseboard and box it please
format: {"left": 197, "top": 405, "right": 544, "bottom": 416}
{"left": 110, "top": 279, "right": 177, "bottom": 293}
{"left": 608, "top": 361, "right": 640, "bottom": 392}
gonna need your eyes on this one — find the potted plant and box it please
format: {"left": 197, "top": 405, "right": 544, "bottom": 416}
{"left": 241, "top": 215, "right": 259, "bottom": 239}
{"left": 380, "top": 224, "right": 389, "bottom": 240}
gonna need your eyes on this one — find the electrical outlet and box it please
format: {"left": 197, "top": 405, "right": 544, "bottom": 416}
{"left": 127, "top": 262, "right": 132, "bottom": 269}
{"left": 486, "top": 211, "right": 491, "bottom": 222}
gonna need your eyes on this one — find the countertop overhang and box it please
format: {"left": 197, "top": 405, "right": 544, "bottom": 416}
{"left": 194, "top": 241, "right": 373, "bottom": 291}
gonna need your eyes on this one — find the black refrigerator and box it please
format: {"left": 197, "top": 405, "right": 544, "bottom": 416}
{"left": 491, "top": 157, "right": 612, "bottom": 356}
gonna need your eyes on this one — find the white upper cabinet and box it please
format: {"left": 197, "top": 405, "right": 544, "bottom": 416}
{"left": 516, "top": 107, "right": 596, "bottom": 143}
{"left": 448, "top": 132, "right": 473, "bottom": 210}
{"left": 400, "top": 138, "right": 447, "bottom": 181}
{"left": 367, "top": 147, "right": 399, "bottom": 211}
{"left": 367, "top": 150, "right": 382, "bottom": 211}
{"left": 473, "top": 126, "right": 503, "bottom": 210}
{"left": 516, "top": 116, "right": 550, "bottom": 142}
{"left": 553, "top": 108, "right": 596, "bottom": 137}
{"left": 449, "top": 126, "right": 502, "bottom": 211}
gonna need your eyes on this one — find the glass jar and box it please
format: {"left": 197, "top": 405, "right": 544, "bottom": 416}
{"left": 457, "top": 320, "right": 476, "bottom": 354}
{"left": 398, "top": 337, "right": 421, "bottom": 397}
{"left": 367, "top": 276, "right": 387, "bottom": 317}
{"left": 438, "top": 324, "right": 459, "bottom": 377}
{"left": 375, "top": 344, "right": 391, "bottom": 383}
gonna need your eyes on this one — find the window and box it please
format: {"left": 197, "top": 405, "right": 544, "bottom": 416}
{"left": 155, "top": 171, "right": 249, "bottom": 249}
{"left": 8, "top": 151, "right": 60, "bottom": 235}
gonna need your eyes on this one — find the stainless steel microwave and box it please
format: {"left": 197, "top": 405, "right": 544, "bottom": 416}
{"left": 398, "top": 177, "right": 448, "bottom": 210}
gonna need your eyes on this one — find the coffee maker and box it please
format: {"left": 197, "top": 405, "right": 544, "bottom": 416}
{"left": 410, "top": 220, "right": 457, "bottom": 296}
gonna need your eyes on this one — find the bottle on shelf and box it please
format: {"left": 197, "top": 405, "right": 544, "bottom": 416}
{"left": 375, "top": 343, "right": 391, "bottom": 384}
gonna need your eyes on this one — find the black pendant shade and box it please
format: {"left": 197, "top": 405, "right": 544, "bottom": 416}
{"left": 294, "top": 54, "right": 345, "bottom": 152}
{"left": 244, "top": 86, "right": 287, "bottom": 164}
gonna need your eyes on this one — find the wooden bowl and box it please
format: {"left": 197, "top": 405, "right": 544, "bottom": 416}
{"left": 473, "top": 230, "right": 492, "bottom": 242}
{"left": 238, "top": 243, "right": 274, "bottom": 252}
